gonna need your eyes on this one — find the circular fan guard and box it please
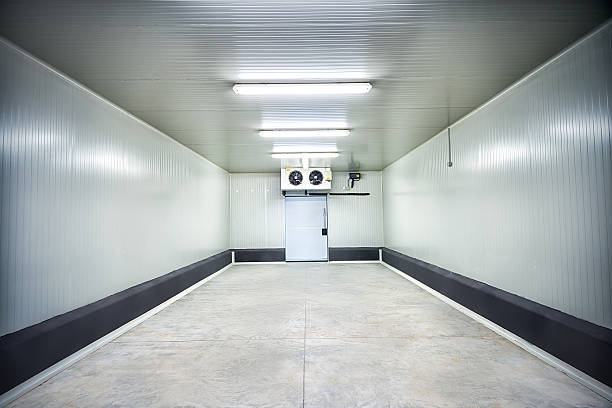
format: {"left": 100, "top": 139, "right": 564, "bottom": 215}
{"left": 309, "top": 170, "right": 323, "bottom": 185}
{"left": 288, "top": 170, "right": 303, "bottom": 186}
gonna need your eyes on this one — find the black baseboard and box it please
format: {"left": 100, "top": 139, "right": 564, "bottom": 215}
{"left": 381, "top": 248, "right": 612, "bottom": 387}
{"left": 0, "top": 250, "right": 232, "bottom": 395}
{"left": 233, "top": 248, "right": 285, "bottom": 262}
{"left": 329, "top": 247, "right": 380, "bottom": 261}
{"left": 232, "top": 247, "right": 380, "bottom": 262}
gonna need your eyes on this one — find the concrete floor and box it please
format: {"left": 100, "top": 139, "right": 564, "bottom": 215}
{"left": 10, "top": 263, "right": 611, "bottom": 407}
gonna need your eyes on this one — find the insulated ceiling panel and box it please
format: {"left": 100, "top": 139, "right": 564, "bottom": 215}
{"left": 1, "top": 0, "right": 610, "bottom": 171}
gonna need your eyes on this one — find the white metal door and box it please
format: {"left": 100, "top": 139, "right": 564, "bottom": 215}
{"left": 285, "top": 196, "right": 328, "bottom": 261}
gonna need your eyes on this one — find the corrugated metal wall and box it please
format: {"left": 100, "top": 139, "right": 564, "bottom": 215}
{"left": 229, "top": 173, "right": 285, "bottom": 249}
{"left": 230, "top": 172, "right": 383, "bottom": 249}
{"left": 0, "top": 39, "right": 230, "bottom": 336}
{"left": 383, "top": 23, "right": 612, "bottom": 329}
{"left": 328, "top": 171, "right": 383, "bottom": 247}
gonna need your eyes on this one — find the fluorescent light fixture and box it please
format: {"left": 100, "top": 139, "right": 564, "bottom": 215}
{"left": 271, "top": 152, "right": 339, "bottom": 159}
{"left": 260, "top": 129, "right": 350, "bottom": 138}
{"left": 273, "top": 144, "right": 337, "bottom": 153}
{"left": 233, "top": 83, "right": 372, "bottom": 95}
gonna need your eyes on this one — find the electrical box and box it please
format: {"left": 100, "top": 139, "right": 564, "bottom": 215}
{"left": 281, "top": 168, "right": 332, "bottom": 191}
{"left": 349, "top": 172, "right": 361, "bottom": 180}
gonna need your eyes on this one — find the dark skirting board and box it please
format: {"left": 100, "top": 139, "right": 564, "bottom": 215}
{"left": 0, "top": 250, "right": 232, "bottom": 395}
{"left": 232, "top": 247, "right": 380, "bottom": 262}
{"left": 381, "top": 247, "right": 612, "bottom": 387}
{"left": 328, "top": 247, "right": 380, "bottom": 261}
{"left": 232, "top": 248, "right": 286, "bottom": 262}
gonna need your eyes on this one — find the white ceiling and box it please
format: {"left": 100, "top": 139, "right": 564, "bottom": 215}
{"left": 1, "top": 0, "right": 610, "bottom": 172}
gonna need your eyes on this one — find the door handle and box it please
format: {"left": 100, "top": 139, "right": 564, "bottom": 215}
{"left": 322, "top": 207, "right": 327, "bottom": 235}
{"left": 323, "top": 208, "right": 327, "bottom": 228}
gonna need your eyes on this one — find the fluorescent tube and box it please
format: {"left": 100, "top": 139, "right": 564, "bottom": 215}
{"left": 233, "top": 83, "right": 372, "bottom": 95}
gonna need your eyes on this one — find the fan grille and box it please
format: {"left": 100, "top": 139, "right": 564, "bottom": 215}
{"left": 288, "top": 170, "right": 303, "bottom": 185}
{"left": 309, "top": 170, "right": 323, "bottom": 185}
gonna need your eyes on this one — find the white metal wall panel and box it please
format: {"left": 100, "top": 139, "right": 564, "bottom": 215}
{"left": 328, "top": 172, "right": 384, "bottom": 247}
{"left": 0, "top": 40, "right": 229, "bottom": 336}
{"left": 230, "top": 172, "right": 383, "bottom": 249}
{"left": 383, "top": 23, "right": 612, "bottom": 329}
{"left": 229, "top": 173, "right": 284, "bottom": 249}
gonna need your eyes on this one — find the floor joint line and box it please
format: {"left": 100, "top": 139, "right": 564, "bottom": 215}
{"left": 302, "top": 267, "right": 307, "bottom": 408}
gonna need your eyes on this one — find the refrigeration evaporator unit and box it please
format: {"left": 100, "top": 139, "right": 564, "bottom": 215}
{"left": 281, "top": 168, "right": 332, "bottom": 191}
